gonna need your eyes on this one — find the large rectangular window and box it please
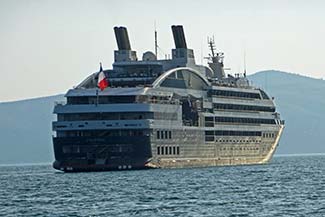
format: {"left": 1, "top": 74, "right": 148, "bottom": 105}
{"left": 213, "top": 103, "right": 275, "bottom": 112}
{"left": 205, "top": 130, "right": 262, "bottom": 141}
{"left": 215, "top": 117, "right": 276, "bottom": 125}
{"left": 208, "top": 90, "right": 261, "bottom": 99}
{"left": 58, "top": 129, "right": 150, "bottom": 138}
{"left": 214, "top": 131, "right": 262, "bottom": 137}
{"left": 67, "top": 96, "right": 137, "bottom": 105}
{"left": 60, "top": 112, "right": 178, "bottom": 122}
{"left": 59, "top": 112, "right": 154, "bottom": 121}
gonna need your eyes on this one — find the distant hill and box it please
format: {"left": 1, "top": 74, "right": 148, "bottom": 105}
{"left": 249, "top": 70, "right": 325, "bottom": 154}
{"left": 0, "top": 95, "right": 64, "bottom": 164}
{"left": 0, "top": 71, "right": 324, "bottom": 164}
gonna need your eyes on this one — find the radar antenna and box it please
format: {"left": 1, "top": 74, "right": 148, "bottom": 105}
{"left": 206, "top": 36, "right": 226, "bottom": 80}
{"left": 208, "top": 36, "right": 216, "bottom": 57}
{"left": 206, "top": 36, "right": 224, "bottom": 65}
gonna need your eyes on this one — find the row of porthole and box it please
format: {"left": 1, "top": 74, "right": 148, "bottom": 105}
{"left": 217, "top": 139, "right": 262, "bottom": 143}
{"left": 220, "top": 147, "right": 259, "bottom": 151}
{"left": 118, "top": 165, "right": 132, "bottom": 170}
{"left": 157, "top": 146, "right": 180, "bottom": 155}
{"left": 219, "top": 147, "right": 271, "bottom": 151}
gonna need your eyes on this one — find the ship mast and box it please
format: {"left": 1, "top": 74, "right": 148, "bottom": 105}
{"left": 244, "top": 49, "right": 247, "bottom": 77}
{"left": 208, "top": 36, "right": 216, "bottom": 58}
{"left": 154, "top": 22, "right": 158, "bottom": 58}
{"left": 207, "top": 36, "right": 224, "bottom": 65}
{"left": 206, "top": 36, "right": 225, "bottom": 80}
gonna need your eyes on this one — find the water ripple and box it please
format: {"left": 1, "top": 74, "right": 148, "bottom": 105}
{"left": 1, "top": 155, "right": 325, "bottom": 216}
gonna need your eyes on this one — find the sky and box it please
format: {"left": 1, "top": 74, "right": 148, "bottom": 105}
{"left": 0, "top": 0, "right": 325, "bottom": 102}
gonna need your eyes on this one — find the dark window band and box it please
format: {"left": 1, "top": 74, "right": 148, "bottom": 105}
{"left": 209, "top": 90, "right": 261, "bottom": 99}
{"left": 205, "top": 130, "right": 262, "bottom": 137}
{"left": 213, "top": 103, "right": 275, "bottom": 112}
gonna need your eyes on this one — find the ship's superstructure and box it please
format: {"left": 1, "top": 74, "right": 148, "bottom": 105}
{"left": 52, "top": 25, "right": 284, "bottom": 172}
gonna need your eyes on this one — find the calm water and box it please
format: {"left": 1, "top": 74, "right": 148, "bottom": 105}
{"left": 1, "top": 155, "right": 325, "bottom": 217}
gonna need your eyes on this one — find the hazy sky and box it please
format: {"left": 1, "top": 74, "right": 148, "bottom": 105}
{"left": 1, "top": 0, "right": 325, "bottom": 102}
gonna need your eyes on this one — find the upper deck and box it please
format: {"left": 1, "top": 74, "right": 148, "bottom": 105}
{"left": 76, "top": 25, "right": 254, "bottom": 91}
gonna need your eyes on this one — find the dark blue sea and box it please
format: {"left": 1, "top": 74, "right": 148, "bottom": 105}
{"left": 1, "top": 155, "right": 325, "bottom": 217}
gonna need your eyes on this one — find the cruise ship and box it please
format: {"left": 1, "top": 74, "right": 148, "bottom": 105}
{"left": 52, "top": 25, "right": 284, "bottom": 172}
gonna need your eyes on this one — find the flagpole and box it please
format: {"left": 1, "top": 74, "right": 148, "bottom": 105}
{"left": 96, "top": 61, "right": 108, "bottom": 106}
{"left": 96, "top": 62, "right": 102, "bottom": 107}
{"left": 96, "top": 88, "right": 99, "bottom": 106}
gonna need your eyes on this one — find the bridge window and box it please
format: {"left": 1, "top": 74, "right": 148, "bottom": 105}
{"left": 160, "top": 69, "right": 208, "bottom": 90}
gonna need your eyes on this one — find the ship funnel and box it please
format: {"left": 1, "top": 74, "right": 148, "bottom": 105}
{"left": 171, "top": 25, "right": 187, "bottom": 49}
{"left": 114, "top": 26, "right": 131, "bottom": 50}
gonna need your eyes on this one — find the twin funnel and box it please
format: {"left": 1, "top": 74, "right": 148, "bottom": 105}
{"left": 113, "top": 25, "right": 188, "bottom": 51}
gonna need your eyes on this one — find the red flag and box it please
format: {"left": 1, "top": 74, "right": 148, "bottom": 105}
{"left": 97, "top": 63, "right": 109, "bottom": 91}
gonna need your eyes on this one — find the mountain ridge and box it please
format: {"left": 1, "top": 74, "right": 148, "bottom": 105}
{"left": 0, "top": 94, "right": 64, "bottom": 105}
